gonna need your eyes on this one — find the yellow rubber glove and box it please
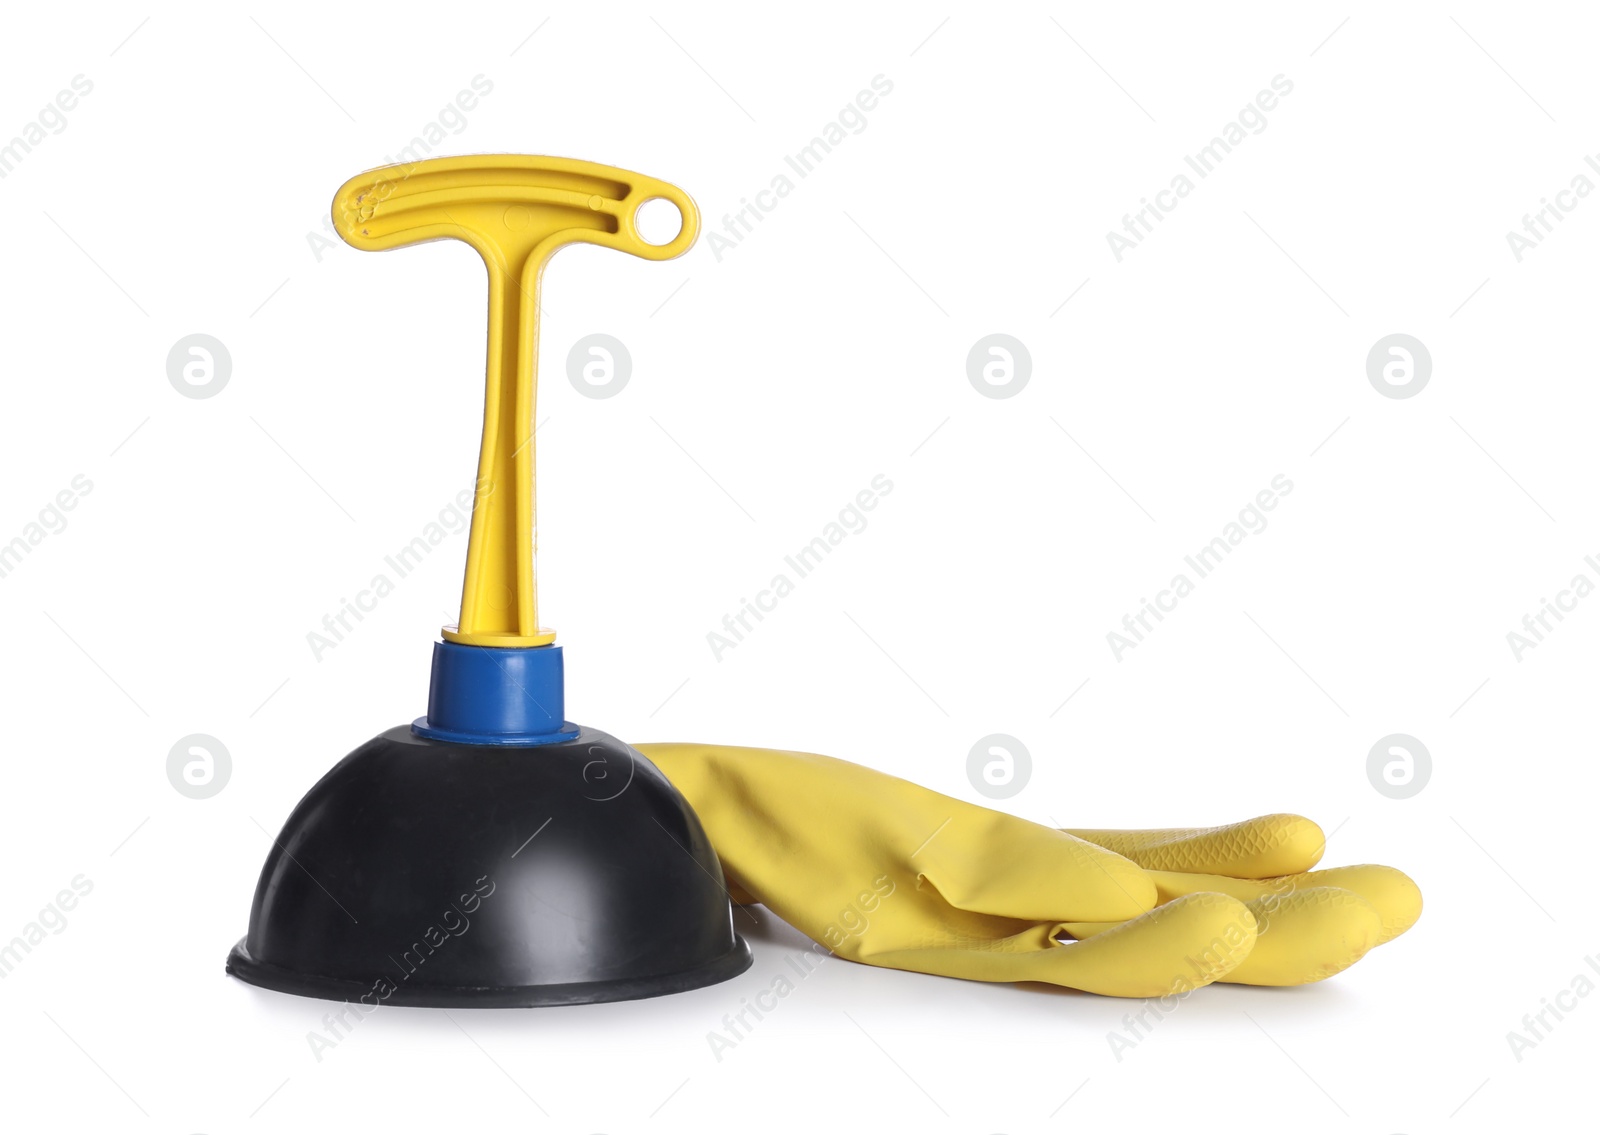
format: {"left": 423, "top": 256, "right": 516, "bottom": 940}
{"left": 637, "top": 743, "right": 1421, "bottom": 998}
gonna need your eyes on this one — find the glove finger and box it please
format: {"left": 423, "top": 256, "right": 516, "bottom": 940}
{"left": 1145, "top": 864, "right": 1422, "bottom": 945}
{"left": 866, "top": 892, "right": 1257, "bottom": 998}
{"left": 916, "top": 814, "right": 1155, "bottom": 923}
{"left": 1066, "top": 887, "right": 1383, "bottom": 985}
{"left": 1276, "top": 865, "right": 1422, "bottom": 946}
{"left": 1064, "top": 814, "right": 1326, "bottom": 877}
{"left": 1224, "top": 888, "right": 1383, "bottom": 985}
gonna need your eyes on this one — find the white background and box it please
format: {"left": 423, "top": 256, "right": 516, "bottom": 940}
{"left": 0, "top": 2, "right": 1593, "bottom": 1131}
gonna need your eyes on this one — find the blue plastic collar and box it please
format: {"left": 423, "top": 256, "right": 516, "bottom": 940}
{"left": 412, "top": 640, "right": 579, "bottom": 746}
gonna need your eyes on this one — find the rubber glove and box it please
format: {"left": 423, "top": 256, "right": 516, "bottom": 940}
{"left": 637, "top": 743, "right": 1421, "bottom": 998}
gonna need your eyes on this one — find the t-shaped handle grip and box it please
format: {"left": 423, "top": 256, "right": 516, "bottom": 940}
{"left": 332, "top": 155, "right": 698, "bottom": 647}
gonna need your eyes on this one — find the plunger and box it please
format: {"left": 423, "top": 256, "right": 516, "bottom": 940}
{"left": 226, "top": 156, "right": 752, "bottom": 1007}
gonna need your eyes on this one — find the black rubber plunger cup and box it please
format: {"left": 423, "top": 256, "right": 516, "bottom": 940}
{"left": 227, "top": 156, "right": 750, "bottom": 1006}
{"left": 226, "top": 726, "right": 750, "bottom": 1007}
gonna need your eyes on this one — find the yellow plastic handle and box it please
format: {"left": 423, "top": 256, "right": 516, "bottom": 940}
{"left": 332, "top": 155, "right": 699, "bottom": 647}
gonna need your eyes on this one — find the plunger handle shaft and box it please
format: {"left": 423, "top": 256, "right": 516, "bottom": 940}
{"left": 332, "top": 156, "right": 697, "bottom": 646}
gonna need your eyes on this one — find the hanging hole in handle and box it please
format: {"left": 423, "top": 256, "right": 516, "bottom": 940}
{"left": 634, "top": 197, "right": 683, "bottom": 246}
